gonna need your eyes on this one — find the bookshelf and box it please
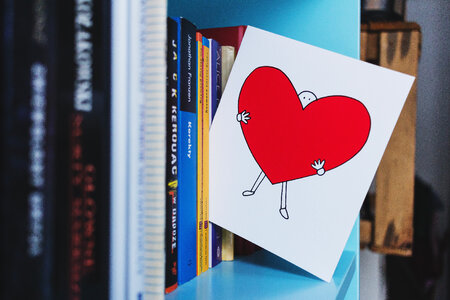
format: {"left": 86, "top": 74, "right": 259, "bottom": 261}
{"left": 164, "top": 0, "right": 361, "bottom": 299}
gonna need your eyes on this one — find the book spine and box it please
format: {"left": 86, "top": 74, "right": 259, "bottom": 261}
{"left": 109, "top": 0, "right": 128, "bottom": 298}
{"left": 209, "top": 39, "right": 222, "bottom": 268}
{"left": 221, "top": 46, "right": 236, "bottom": 93}
{"left": 1, "top": 0, "right": 55, "bottom": 298}
{"left": 165, "top": 17, "right": 178, "bottom": 294}
{"left": 220, "top": 45, "right": 236, "bottom": 261}
{"left": 55, "top": 0, "right": 111, "bottom": 298}
{"left": 198, "top": 26, "right": 247, "bottom": 53}
{"left": 208, "top": 39, "right": 214, "bottom": 126}
{"left": 207, "top": 38, "right": 214, "bottom": 269}
{"left": 196, "top": 32, "right": 204, "bottom": 275}
{"left": 202, "top": 37, "right": 210, "bottom": 273}
{"left": 211, "top": 39, "right": 222, "bottom": 121}
{"left": 127, "top": 0, "right": 167, "bottom": 298}
{"left": 176, "top": 17, "right": 198, "bottom": 285}
{"left": 221, "top": 229, "right": 235, "bottom": 261}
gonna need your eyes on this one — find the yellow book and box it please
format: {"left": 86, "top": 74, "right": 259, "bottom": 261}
{"left": 196, "top": 32, "right": 204, "bottom": 275}
{"left": 202, "top": 37, "right": 210, "bottom": 273}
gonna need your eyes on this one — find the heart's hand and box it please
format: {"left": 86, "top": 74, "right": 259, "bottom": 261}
{"left": 311, "top": 159, "right": 326, "bottom": 176}
{"left": 236, "top": 110, "right": 251, "bottom": 124}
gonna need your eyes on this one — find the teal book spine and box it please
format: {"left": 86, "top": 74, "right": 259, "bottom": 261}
{"left": 173, "top": 17, "right": 198, "bottom": 285}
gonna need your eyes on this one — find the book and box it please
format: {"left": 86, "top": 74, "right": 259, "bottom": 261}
{"left": 0, "top": 0, "right": 55, "bottom": 298}
{"left": 201, "top": 36, "right": 210, "bottom": 273}
{"left": 195, "top": 32, "right": 204, "bottom": 275}
{"left": 213, "top": 41, "right": 223, "bottom": 122}
{"left": 109, "top": 0, "right": 128, "bottom": 298}
{"left": 208, "top": 38, "right": 222, "bottom": 268}
{"left": 221, "top": 46, "right": 236, "bottom": 92}
{"left": 173, "top": 17, "right": 198, "bottom": 285}
{"left": 202, "top": 26, "right": 261, "bottom": 258}
{"left": 202, "top": 25, "right": 262, "bottom": 259}
{"left": 110, "top": 1, "right": 169, "bottom": 298}
{"left": 219, "top": 45, "right": 236, "bottom": 262}
{"left": 54, "top": 0, "right": 112, "bottom": 298}
{"left": 209, "top": 39, "right": 222, "bottom": 123}
{"left": 165, "top": 17, "right": 179, "bottom": 294}
{"left": 200, "top": 26, "right": 247, "bottom": 53}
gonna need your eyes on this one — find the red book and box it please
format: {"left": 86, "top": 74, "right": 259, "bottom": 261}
{"left": 199, "top": 26, "right": 247, "bottom": 53}
{"left": 199, "top": 25, "right": 261, "bottom": 257}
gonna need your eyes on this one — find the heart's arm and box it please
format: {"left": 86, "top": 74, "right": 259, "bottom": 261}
{"left": 311, "top": 159, "right": 326, "bottom": 176}
{"left": 236, "top": 110, "right": 251, "bottom": 124}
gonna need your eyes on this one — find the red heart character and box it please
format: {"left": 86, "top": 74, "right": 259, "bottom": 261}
{"left": 238, "top": 66, "right": 371, "bottom": 184}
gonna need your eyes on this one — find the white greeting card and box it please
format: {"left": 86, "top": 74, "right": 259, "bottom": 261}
{"left": 209, "top": 26, "right": 414, "bottom": 282}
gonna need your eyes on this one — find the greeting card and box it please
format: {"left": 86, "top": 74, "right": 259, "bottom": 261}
{"left": 209, "top": 26, "right": 414, "bottom": 281}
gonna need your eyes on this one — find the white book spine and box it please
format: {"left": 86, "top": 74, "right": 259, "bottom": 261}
{"left": 130, "top": 0, "right": 167, "bottom": 299}
{"left": 110, "top": 0, "right": 129, "bottom": 299}
{"left": 112, "top": 0, "right": 168, "bottom": 299}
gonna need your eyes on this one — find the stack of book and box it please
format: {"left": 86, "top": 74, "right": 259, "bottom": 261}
{"left": 168, "top": 18, "right": 258, "bottom": 293}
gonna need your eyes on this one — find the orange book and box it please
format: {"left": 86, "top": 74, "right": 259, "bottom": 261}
{"left": 201, "top": 37, "right": 210, "bottom": 273}
{"left": 195, "top": 32, "right": 204, "bottom": 275}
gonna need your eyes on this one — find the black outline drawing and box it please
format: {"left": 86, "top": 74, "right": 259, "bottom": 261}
{"left": 237, "top": 66, "right": 372, "bottom": 220}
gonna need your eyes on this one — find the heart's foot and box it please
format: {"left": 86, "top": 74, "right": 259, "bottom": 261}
{"left": 279, "top": 208, "right": 289, "bottom": 219}
{"left": 242, "top": 190, "right": 255, "bottom": 196}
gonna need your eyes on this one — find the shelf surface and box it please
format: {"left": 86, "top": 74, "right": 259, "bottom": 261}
{"left": 166, "top": 250, "right": 356, "bottom": 300}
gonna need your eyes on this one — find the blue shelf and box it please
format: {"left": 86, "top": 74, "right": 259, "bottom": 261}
{"left": 168, "top": 0, "right": 359, "bottom": 57}
{"left": 167, "top": 249, "right": 356, "bottom": 300}
{"left": 167, "top": 0, "right": 360, "bottom": 298}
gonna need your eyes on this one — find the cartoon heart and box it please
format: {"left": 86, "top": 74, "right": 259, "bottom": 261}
{"left": 238, "top": 66, "right": 371, "bottom": 184}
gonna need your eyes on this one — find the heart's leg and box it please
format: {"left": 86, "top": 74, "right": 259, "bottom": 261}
{"left": 242, "top": 171, "right": 265, "bottom": 196}
{"left": 279, "top": 181, "right": 289, "bottom": 219}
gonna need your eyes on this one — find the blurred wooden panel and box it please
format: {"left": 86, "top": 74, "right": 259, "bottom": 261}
{"left": 360, "top": 220, "right": 373, "bottom": 249}
{"left": 360, "top": 31, "right": 368, "bottom": 61}
{"left": 360, "top": 31, "right": 379, "bottom": 62}
{"left": 371, "top": 29, "right": 420, "bottom": 256}
{"left": 363, "top": 21, "right": 420, "bottom": 32}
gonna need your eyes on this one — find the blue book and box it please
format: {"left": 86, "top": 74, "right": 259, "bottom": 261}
{"left": 208, "top": 38, "right": 222, "bottom": 268}
{"left": 210, "top": 39, "right": 222, "bottom": 123}
{"left": 173, "top": 17, "right": 198, "bottom": 285}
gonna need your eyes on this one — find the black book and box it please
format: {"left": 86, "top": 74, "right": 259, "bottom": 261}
{"left": 165, "top": 17, "right": 179, "bottom": 294}
{"left": 54, "top": 0, "right": 111, "bottom": 299}
{"left": 0, "top": 0, "right": 56, "bottom": 298}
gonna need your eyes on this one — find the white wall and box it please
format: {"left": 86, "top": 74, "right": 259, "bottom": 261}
{"left": 360, "top": 249, "right": 386, "bottom": 300}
